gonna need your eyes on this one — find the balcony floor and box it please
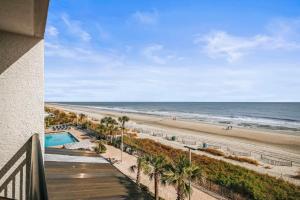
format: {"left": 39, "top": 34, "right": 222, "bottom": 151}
{"left": 45, "top": 148, "right": 153, "bottom": 200}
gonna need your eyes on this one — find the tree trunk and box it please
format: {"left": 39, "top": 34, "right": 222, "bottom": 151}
{"left": 176, "top": 186, "right": 180, "bottom": 200}
{"left": 110, "top": 132, "right": 113, "bottom": 143}
{"left": 136, "top": 163, "right": 141, "bottom": 186}
{"left": 154, "top": 173, "right": 159, "bottom": 200}
{"left": 176, "top": 184, "right": 184, "bottom": 200}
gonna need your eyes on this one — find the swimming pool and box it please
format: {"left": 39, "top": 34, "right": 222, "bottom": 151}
{"left": 45, "top": 132, "right": 79, "bottom": 147}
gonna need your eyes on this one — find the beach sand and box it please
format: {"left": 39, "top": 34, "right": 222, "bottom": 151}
{"left": 48, "top": 103, "right": 300, "bottom": 152}
{"left": 47, "top": 103, "right": 300, "bottom": 185}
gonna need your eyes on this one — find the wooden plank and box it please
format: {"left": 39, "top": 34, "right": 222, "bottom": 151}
{"left": 45, "top": 148, "right": 100, "bottom": 157}
{"left": 45, "top": 149, "right": 153, "bottom": 200}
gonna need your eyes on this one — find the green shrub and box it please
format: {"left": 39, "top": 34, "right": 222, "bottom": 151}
{"left": 95, "top": 141, "right": 107, "bottom": 154}
{"left": 122, "top": 136, "right": 300, "bottom": 200}
{"left": 44, "top": 107, "right": 77, "bottom": 126}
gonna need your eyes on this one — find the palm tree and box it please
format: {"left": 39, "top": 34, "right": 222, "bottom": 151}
{"left": 118, "top": 116, "right": 130, "bottom": 162}
{"left": 86, "top": 120, "right": 92, "bottom": 129}
{"left": 162, "top": 156, "right": 201, "bottom": 200}
{"left": 95, "top": 140, "right": 107, "bottom": 154}
{"left": 97, "top": 123, "right": 107, "bottom": 139}
{"left": 45, "top": 116, "right": 52, "bottom": 128}
{"left": 79, "top": 113, "right": 87, "bottom": 124}
{"left": 68, "top": 112, "right": 77, "bottom": 124}
{"left": 58, "top": 112, "right": 67, "bottom": 123}
{"left": 100, "top": 117, "right": 118, "bottom": 143}
{"left": 144, "top": 155, "right": 168, "bottom": 200}
{"left": 129, "top": 155, "right": 149, "bottom": 186}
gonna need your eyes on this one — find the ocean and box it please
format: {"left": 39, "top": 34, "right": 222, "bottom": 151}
{"left": 56, "top": 102, "right": 300, "bottom": 134}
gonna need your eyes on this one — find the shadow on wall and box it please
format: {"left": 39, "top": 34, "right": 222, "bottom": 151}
{"left": 0, "top": 136, "right": 32, "bottom": 199}
{"left": 0, "top": 31, "right": 41, "bottom": 75}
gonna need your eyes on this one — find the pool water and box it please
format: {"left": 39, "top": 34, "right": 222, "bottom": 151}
{"left": 45, "top": 132, "right": 78, "bottom": 147}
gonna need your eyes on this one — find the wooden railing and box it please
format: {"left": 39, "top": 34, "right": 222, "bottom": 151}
{"left": 0, "top": 134, "right": 48, "bottom": 200}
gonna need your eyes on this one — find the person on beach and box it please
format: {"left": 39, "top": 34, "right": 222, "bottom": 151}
{"left": 225, "top": 125, "right": 233, "bottom": 130}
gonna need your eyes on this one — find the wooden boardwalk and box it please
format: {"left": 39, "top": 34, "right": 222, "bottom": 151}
{"left": 45, "top": 148, "right": 153, "bottom": 200}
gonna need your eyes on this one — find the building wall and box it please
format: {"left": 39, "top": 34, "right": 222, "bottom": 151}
{"left": 0, "top": 31, "right": 44, "bottom": 170}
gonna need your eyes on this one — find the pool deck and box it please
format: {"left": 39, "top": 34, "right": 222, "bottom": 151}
{"left": 45, "top": 148, "right": 153, "bottom": 200}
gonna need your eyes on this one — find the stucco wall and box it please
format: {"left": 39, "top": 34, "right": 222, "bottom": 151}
{"left": 0, "top": 31, "right": 44, "bottom": 170}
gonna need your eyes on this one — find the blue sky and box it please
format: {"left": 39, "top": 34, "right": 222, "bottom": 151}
{"left": 45, "top": 0, "right": 300, "bottom": 102}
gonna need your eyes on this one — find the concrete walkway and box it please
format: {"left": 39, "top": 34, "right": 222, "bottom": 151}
{"left": 45, "top": 154, "right": 109, "bottom": 163}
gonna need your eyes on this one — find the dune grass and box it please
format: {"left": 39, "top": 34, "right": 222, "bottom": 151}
{"left": 123, "top": 136, "right": 300, "bottom": 200}
{"left": 198, "top": 148, "right": 225, "bottom": 156}
{"left": 225, "top": 155, "right": 259, "bottom": 165}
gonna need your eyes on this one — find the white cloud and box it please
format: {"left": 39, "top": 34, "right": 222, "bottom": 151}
{"left": 46, "top": 25, "right": 59, "bottom": 37}
{"left": 196, "top": 19, "right": 300, "bottom": 62}
{"left": 195, "top": 32, "right": 271, "bottom": 62}
{"left": 45, "top": 42, "right": 124, "bottom": 67}
{"left": 267, "top": 18, "right": 300, "bottom": 39}
{"left": 142, "top": 44, "right": 166, "bottom": 64}
{"left": 61, "top": 13, "right": 91, "bottom": 42}
{"left": 141, "top": 44, "right": 183, "bottom": 65}
{"left": 46, "top": 63, "right": 300, "bottom": 102}
{"left": 132, "top": 10, "right": 158, "bottom": 25}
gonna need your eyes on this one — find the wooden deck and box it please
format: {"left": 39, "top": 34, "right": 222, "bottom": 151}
{"left": 45, "top": 148, "right": 153, "bottom": 200}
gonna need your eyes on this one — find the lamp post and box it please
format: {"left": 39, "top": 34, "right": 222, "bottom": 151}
{"left": 121, "top": 128, "right": 124, "bottom": 162}
{"left": 184, "top": 146, "right": 196, "bottom": 200}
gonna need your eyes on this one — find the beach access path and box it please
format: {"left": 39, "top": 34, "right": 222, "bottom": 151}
{"left": 101, "top": 144, "right": 218, "bottom": 200}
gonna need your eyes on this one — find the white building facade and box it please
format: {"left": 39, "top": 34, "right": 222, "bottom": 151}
{"left": 0, "top": 0, "right": 49, "bottom": 199}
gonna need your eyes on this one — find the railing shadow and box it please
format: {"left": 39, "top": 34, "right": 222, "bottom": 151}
{"left": 0, "top": 137, "right": 31, "bottom": 200}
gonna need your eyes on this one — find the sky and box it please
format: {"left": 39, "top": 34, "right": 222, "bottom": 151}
{"left": 45, "top": 0, "right": 300, "bottom": 102}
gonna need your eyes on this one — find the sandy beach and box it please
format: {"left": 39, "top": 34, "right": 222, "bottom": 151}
{"left": 48, "top": 103, "right": 300, "bottom": 152}
{"left": 47, "top": 103, "right": 300, "bottom": 185}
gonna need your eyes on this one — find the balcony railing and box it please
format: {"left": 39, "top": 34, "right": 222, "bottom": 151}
{"left": 0, "top": 134, "right": 48, "bottom": 200}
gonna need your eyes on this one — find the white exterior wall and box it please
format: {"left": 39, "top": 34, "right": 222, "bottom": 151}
{"left": 0, "top": 31, "right": 44, "bottom": 170}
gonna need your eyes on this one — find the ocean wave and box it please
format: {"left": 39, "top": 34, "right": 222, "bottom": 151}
{"left": 88, "top": 105, "right": 300, "bottom": 132}
{"left": 237, "top": 123, "right": 300, "bottom": 132}
{"left": 242, "top": 114, "right": 300, "bottom": 123}
{"left": 59, "top": 102, "right": 300, "bottom": 132}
